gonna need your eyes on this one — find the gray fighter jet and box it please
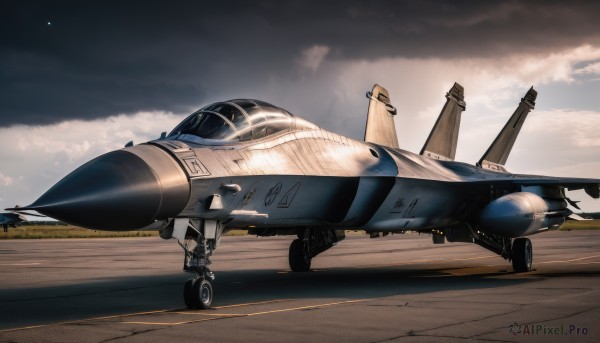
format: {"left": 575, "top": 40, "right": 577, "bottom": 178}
{"left": 0, "top": 206, "right": 45, "bottom": 232}
{"left": 0, "top": 213, "right": 26, "bottom": 232}
{"left": 8, "top": 84, "right": 599, "bottom": 309}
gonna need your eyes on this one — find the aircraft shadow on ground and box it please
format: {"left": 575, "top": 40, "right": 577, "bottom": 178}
{"left": 0, "top": 264, "right": 544, "bottom": 329}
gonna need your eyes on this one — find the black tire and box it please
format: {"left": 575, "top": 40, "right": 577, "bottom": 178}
{"left": 192, "top": 279, "right": 213, "bottom": 310}
{"left": 183, "top": 278, "right": 196, "bottom": 309}
{"left": 512, "top": 238, "right": 533, "bottom": 272}
{"left": 289, "top": 239, "right": 311, "bottom": 272}
{"left": 432, "top": 233, "right": 445, "bottom": 244}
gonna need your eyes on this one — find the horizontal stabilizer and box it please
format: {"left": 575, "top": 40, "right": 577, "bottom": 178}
{"left": 364, "top": 84, "right": 399, "bottom": 149}
{"left": 420, "top": 82, "right": 466, "bottom": 161}
{"left": 568, "top": 213, "right": 591, "bottom": 221}
{"left": 478, "top": 87, "right": 537, "bottom": 171}
{"left": 4, "top": 205, "right": 46, "bottom": 217}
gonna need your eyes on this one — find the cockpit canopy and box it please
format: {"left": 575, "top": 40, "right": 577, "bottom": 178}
{"left": 168, "top": 99, "right": 318, "bottom": 143}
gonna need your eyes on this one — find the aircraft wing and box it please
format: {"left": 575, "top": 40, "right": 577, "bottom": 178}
{"left": 463, "top": 175, "right": 600, "bottom": 198}
{"left": 513, "top": 177, "right": 600, "bottom": 198}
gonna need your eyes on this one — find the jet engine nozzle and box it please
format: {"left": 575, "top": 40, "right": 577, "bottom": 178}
{"left": 23, "top": 145, "right": 190, "bottom": 230}
{"left": 478, "top": 192, "right": 562, "bottom": 237}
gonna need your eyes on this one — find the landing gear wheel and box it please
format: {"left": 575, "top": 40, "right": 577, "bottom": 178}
{"left": 183, "top": 278, "right": 196, "bottom": 309}
{"left": 289, "top": 239, "right": 311, "bottom": 272}
{"left": 512, "top": 238, "right": 533, "bottom": 272}
{"left": 191, "top": 279, "right": 213, "bottom": 310}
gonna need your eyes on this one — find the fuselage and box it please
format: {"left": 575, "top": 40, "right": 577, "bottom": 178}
{"left": 21, "top": 98, "right": 583, "bottom": 237}
{"left": 139, "top": 126, "right": 524, "bottom": 233}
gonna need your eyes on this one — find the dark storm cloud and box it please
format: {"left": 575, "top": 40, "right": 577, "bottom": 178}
{"left": 1, "top": 0, "right": 600, "bottom": 126}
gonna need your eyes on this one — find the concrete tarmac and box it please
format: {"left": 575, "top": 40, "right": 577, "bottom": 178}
{"left": 0, "top": 231, "right": 599, "bottom": 342}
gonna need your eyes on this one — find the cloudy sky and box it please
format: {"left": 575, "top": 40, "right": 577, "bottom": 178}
{"left": 1, "top": 0, "right": 600, "bottom": 216}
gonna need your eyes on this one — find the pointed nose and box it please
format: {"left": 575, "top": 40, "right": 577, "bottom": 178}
{"left": 26, "top": 145, "right": 190, "bottom": 230}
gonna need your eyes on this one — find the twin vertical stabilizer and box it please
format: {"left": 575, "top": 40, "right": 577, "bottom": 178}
{"left": 420, "top": 82, "right": 466, "bottom": 161}
{"left": 477, "top": 87, "right": 537, "bottom": 172}
{"left": 363, "top": 83, "right": 537, "bottom": 172}
{"left": 364, "top": 84, "right": 399, "bottom": 149}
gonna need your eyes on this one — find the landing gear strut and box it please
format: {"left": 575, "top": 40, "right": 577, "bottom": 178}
{"left": 473, "top": 230, "right": 533, "bottom": 273}
{"left": 288, "top": 228, "right": 345, "bottom": 272}
{"left": 168, "top": 219, "right": 222, "bottom": 310}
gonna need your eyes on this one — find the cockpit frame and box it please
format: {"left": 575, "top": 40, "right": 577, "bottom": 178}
{"left": 167, "top": 99, "right": 318, "bottom": 145}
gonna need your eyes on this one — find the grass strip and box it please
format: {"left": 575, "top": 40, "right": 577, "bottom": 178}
{"left": 2, "top": 220, "right": 598, "bottom": 239}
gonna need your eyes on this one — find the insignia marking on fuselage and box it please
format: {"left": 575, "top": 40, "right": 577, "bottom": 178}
{"left": 278, "top": 182, "right": 301, "bottom": 208}
{"left": 264, "top": 183, "right": 282, "bottom": 206}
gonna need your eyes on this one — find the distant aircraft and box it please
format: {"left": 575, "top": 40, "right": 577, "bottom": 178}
{"left": 0, "top": 213, "right": 26, "bottom": 232}
{"left": 8, "top": 83, "right": 599, "bottom": 309}
{"left": 0, "top": 206, "right": 44, "bottom": 232}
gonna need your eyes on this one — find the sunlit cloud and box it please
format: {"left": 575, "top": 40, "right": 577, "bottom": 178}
{"left": 6, "top": 112, "right": 181, "bottom": 163}
{"left": 298, "top": 45, "right": 330, "bottom": 73}
{"left": 575, "top": 61, "right": 600, "bottom": 76}
{"left": 0, "top": 111, "right": 182, "bottom": 210}
{"left": 0, "top": 172, "right": 15, "bottom": 186}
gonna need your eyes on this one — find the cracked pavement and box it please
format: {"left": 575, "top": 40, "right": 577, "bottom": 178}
{"left": 0, "top": 231, "right": 598, "bottom": 342}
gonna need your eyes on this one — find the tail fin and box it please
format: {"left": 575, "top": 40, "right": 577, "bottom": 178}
{"left": 420, "top": 82, "right": 466, "bottom": 161}
{"left": 364, "top": 84, "right": 399, "bottom": 149}
{"left": 477, "top": 87, "right": 537, "bottom": 172}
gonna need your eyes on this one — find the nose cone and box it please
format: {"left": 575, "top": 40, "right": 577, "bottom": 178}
{"left": 26, "top": 145, "right": 190, "bottom": 230}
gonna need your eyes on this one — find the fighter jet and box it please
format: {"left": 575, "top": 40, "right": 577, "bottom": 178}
{"left": 0, "top": 213, "right": 26, "bottom": 232}
{"left": 8, "top": 84, "right": 599, "bottom": 309}
{"left": 0, "top": 206, "right": 44, "bottom": 232}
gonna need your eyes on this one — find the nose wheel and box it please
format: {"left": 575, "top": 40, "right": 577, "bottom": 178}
{"left": 176, "top": 219, "right": 221, "bottom": 310}
{"left": 183, "top": 274, "right": 214, "bottom": 310}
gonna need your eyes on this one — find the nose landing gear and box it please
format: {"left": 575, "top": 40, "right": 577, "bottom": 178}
{"left": 169, "top": 218, "right": 222, "bottom": 310}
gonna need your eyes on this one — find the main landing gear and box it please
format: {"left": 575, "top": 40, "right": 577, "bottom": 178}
{"left": 473, "top": 231, "right": 533, "bottom": 272}
{"left": 511, "top": 237, "right": 533, "bottom": 272}
{"left": 288, "top": 228, "right": 345, "bottom": 272}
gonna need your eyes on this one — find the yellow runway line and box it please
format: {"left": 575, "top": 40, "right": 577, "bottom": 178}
{"left": 212, "top": 299, "right": 294, "bottom": 309}
{"left": 122, "top": 318, "right": 220, "bottom": 326}
{"left": 123, "top": 314, "right": 247, "bottom": 326}
{"left": 2, "top": 299, "right": 366, "bottom": 332}
{"left": 244, "top": 299, "right": 368, "bottom": 316}
{"left": 538, "top": 254, "right": 600, "bottom": 264}
{"left": 0, "top": 308, "right": 177, "bottom": 333}
{"left": 121, "top": 321, "right": 188, "bottom": 326}
{"left": 122, "top": 299, "right": 369, "bottom": 326}
{"left": 168, "top": 312, "right": 246, "bottom": 316}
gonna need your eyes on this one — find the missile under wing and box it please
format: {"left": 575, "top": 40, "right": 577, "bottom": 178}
{"left": 8, "top": 85, "right": 599, "bottom": 309}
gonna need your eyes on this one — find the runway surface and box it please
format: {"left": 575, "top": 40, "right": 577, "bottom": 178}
{"left": 0, "top": 231, "right": 599, "bottom": 342}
